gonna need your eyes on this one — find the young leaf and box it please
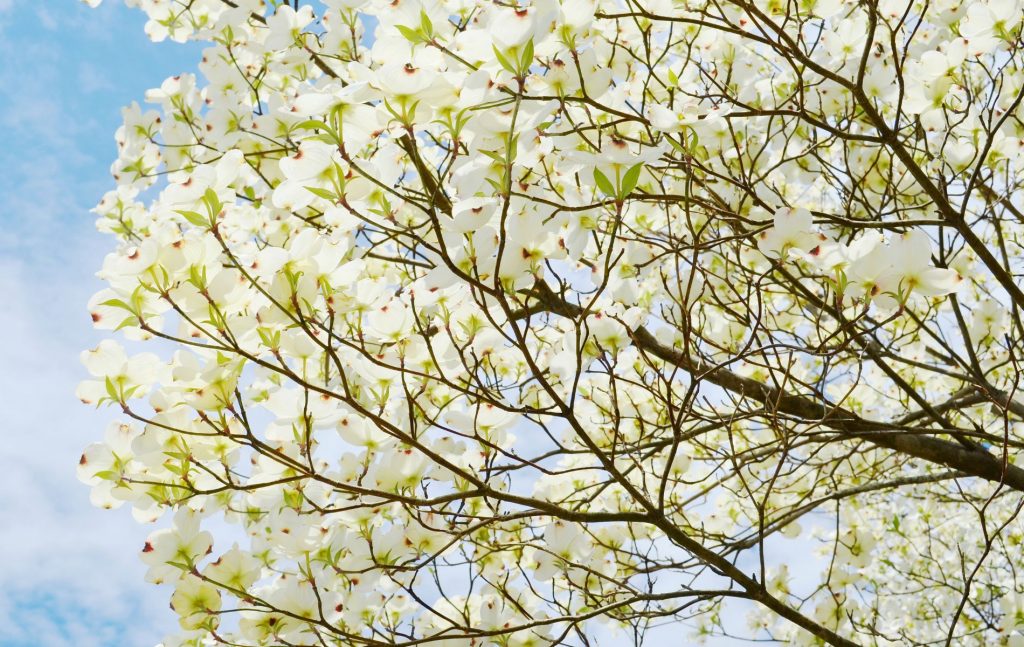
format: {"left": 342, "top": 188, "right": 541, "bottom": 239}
{"left": 492, "top": 45, "right": 516, "bottom": 76}
{"left": 304, "top": 186, "right": 338, "bottom": 201}
{"left": 395, "top": 24, "right": 423, "bottom": 44}
{"left": 419, "top": 9, "right": 433, "bottom": 38}
{"left": 176, "top": 210, "right": 209, "bottom": 228}
{"left": 203, "top": 188, "right": 223, "bottom": 217}
{"left": 620, "top": 163, "right": 644, "bottom": 198}
{"left": 593, "top": 168, "right": 615, "bottom": 197}
{"left": 519, "top": 39, "right": 535, "bottom": 75}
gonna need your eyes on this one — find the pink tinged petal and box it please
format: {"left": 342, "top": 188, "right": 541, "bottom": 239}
{"left": 77, "top": 443, "right": 112, "bottom": 483}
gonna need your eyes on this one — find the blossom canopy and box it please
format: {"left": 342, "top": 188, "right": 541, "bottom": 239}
{"left": 75, "top": 0, "right": 1024, "bottom": 645}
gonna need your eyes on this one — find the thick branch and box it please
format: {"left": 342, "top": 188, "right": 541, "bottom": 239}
{"left": 529, "top": 282, "right": 1024, "bottom": 493}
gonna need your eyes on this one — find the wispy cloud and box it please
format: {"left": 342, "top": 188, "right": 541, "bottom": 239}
{"left": 78, "top": 61, "right": 115, "bottom": 93}
{"left": 0, "top": 255, "right": 174, "bottom": 647}
{"left": 0, "top": 3, "right": 202, "bottom": 645}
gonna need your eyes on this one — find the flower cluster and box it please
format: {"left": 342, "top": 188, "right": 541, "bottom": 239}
{"left": 76, "top": 0, "right": 1024, "bottom": 645}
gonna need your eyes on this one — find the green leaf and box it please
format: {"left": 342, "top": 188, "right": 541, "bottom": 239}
{"left": 666, "top": 136, "right": 688, "bottom": 156}
{"left": 99, "top": 298, "right": 132, "bottom": 311}
{"left": 203, "top": 188, "right": 222, "bottom": 215}
{"left": 105, "top": 377, "right": 120, "bottom": 402}
{"left": 114, "top": 316, "right": 139, "bottom": 332}
{"left": 295, "top": 119, "right": 329, "bottom": 132}
{"left": 620, "top": 163, "right": 644, "bottom": 198}
{"left": 309, "top": 133, "right": 340, "bottom": 146}
{"left": 506, "top": 133, "right": 520, "bottom": 163}
{"left": 686, "top": 127, "right": 700, "bottom": 151}
{"left": 492, "top": 45, "right": 516, "bottom": 76}
{"left": 189, "top": 264, "right": 207, "bottom": 289}
{"left": 283, "top": 489, "right": 305, "bottom": 509}
{"left": 520, "top": 38, "right": 535, "bottom": 75}
{"left": 395, "top": 24, "right": 423, "bottom": 44}
{"left": 592, "top": 168, "right": 615, "bottom": 197}
{"left": 419, "top": 10, "right": 433, "bottom": 38}
{"left": 304, "top": 186, "right": 337, "bottom": 201}
{"left": 176, "top": 210, "right": 209, "bottom": 228}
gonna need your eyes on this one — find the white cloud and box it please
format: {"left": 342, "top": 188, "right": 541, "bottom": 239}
{"left": 36, "top": 5, "right": 59, "bottom": 30}
{"left": 0, "top": 257, "right": 176, "bottom": 646}
{"left": 0, "top": 4, "right": 189, "bottom": 644}
{"left": 78, "top": 61, "right": 114, "bottom": 93}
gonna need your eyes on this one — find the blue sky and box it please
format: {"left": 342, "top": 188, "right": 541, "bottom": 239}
{"left": 0, "top": 3, "right": 199, "bottom": 645}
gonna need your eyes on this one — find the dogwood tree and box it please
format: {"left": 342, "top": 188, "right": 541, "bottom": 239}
{"left": 75, "top": 0, "right": 1024, "bottom": 644}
